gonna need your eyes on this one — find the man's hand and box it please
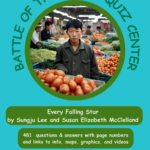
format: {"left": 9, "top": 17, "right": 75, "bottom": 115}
{"left": 50, "top": 37, "right": 55, "bottom": 40}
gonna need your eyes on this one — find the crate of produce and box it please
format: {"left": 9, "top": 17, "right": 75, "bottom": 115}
{"left": 92, "top": 45, "right": 101, "bottom": 51}
{"left": 89, "top": 38, "right": 98, "bottom": 42}
{"left": 90, "top": 34, "right": 107, "bottom": 40}
{"left": 106, "top": 33, "right": 113, "bottom": 37}
{"left": 95, "top": 43, "right": 102, "bottom": 47}
{"left": 94, "top": 50, "right": 105, "bottom": 58}
{"left": 33, "top": 61, "right": 45, "bottom": 71}
{"left": 35, "top": 69, "right": 105, "bottom": 95}
{"left": 66, "top": 74, "right": 105, "bottom": 92}
{"left": 30, "top": 48, "right": 38, "bottom": 55}
{"left": 81, "top": 38, "right": 91, "bottom": 45}
{"left": 39, "top": 42, "right": 61, "bottom": 51}
{"left": 104, "top": 53, "right": 110, "bottom": 58}
{"left": 99, "top": 72, "right": 112, "bottom": 83}
{"left": 33, "top": 59, "right": 55, "bottom": 70}
{"left": 82, "top": 35, "right": 88, "bottom": 39}
{"left": 30, "top": 49, "right": 56, "bottom": 65}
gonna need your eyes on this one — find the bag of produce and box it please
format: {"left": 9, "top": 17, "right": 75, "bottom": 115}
{"left": 101, "top": 45, "right": 114, "bottom": 51}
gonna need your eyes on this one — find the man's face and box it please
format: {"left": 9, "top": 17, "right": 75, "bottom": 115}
{"left": 46, "top": 25, "right": 51, "bottom": 30}
{"left": 66, "top": 27, "right": 82, "bottom": 43}
{"left": 36, "top": 27, "right": 41, "bottom": 32}
{"left": 97, "top": 29, "right": 100, "bottom": 31}
{"left": 87, "top": 28, "right": 90, "bottom": 30}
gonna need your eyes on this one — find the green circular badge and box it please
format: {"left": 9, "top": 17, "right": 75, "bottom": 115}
{"left": 25, "top": 1, "right": 125, "bottom": 100}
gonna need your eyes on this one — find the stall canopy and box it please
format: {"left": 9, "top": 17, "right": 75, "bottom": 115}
{"left": 47, "top": 5, "right": 108, "bottom": 23}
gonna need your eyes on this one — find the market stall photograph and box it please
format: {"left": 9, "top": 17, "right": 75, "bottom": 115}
{"left": 30, "top": 5, "right": 120, "bottom": 96}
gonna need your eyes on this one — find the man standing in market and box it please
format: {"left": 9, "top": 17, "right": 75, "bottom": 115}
{"left": 41, "top": 21, "right": 55, "bottom": 41}
{"left": 96, "top": 26, "right": 105, "bottom": 35}
{"left": 85, "top": 25, "right": 93, "bottom": 35}
{"left": 53, "top": 19, "right": 100, "bottom": 80}
{"left": 31, "top": 23, "right": 43, "bottom": 48}
{"left": 60, "top": 26, "right": 67, "bottom": 35}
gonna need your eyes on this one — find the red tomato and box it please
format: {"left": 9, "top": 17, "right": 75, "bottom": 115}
{"left": 45, "top": 73, "right": 55, "bottom": 83}
{"left": 54, "top": 70, "right": 65, "bottom": 77}
{"left": 45, "top": 83, "right": 50, "bottom": 87}
{"left": 65, "top": 91, "right": 71, "bottom": 95}
{"left": 75, "top": 89, "right": 84, "bottom": 95}
{"left": 63, "top": 77, "right": 70, "bottom": 85}
{"left": 83, "top": 84, "right": 92, "bottom": 94}
{"left": 81, "top": 79, "right": 88, "bottom": 88}
{"left": 52, "top": 78, "right": 63, "bottom": 88}
{"left": 70, "top": 92, "right": 75, "bottom": 96}
{"left": 59, "top": 84, "right": 70, "bottom": 93}
{"left": 41, "top": 79, "right": 45, "bottom": 83}
{"left": 76, "top": 85, "right": 82, "bottom": 90}
{"left": 50, "top": 87, "right": 57, "bottom": 91}
{"left": 74, "top": 75, "right": 84, "bottom": 84}
{"left": 57, "top": 76, "right": 64, "bottom": 81}
{"left": 35, "top": 70, "right": 40, "bottom": 75}
{"left": 69, "top": 79, "right": 77, "bottom": 91}
{"left": 38, "top": 71, "right": 44, "bottom": 79}
{"left": 88, "top": 80, "right": 96, "bottom": 87}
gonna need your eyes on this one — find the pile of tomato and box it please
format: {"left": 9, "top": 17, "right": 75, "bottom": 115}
{"left": 97, "top": 53, "right": 120, "bottom": 75}
{"left": 35, "top": 69, "right": 97, "bottom": 95}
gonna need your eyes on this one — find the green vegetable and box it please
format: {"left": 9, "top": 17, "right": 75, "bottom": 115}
{"left": 39, "top": 42, "right": 61, "bottom": 51}
{"left": 30, "top": 49, "right": 56, "bottom": 64}
{"left": 98, "top": 37, "right": 107, "bottom": 42}
{"left": 98, "top": 34, "right": 119, "bottom": 44}
{"left": 101, "top": 45, "right": 114, "bottom": 51}
{"left": 99, "top": 57, "right": 103, "bottom": 60}
{"left": 104, "top": 51, "right": 118, "bottom": 55}
{"left": 112, "top": 34, "right": 119, "bottom": 40}
{"left": 30, "top": 48, "right": 38, "bottom": 54}
{"left": 112, "top": 41, "right": 120, "bottom": 51}
{"left": 54, "top": 35, "right": 61, "bottom": 39}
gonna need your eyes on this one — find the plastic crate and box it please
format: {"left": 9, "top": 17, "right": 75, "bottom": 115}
{"left": 106, "top": 33, "right": 112, "bottom": 37}
{"left": 89, "top": 38, "right": 98, "bottom": 42}
{"left": 104, "top": 53, "right": 111, "bottom": 58}
{"left": 82, "top": 36, "right": 88, "bottom": 39}
{"left": 33, "top": 59, "right": 55, "bottom": 71}
{"left": 95, "top": 44, "right": 102, "bottom": 47}
{"left": 34, "top": 68, "right": 44, "bottom": 71}
{"left": 99, "top": 72, "right": 112, "bottom": 83}
{"left": 32, "top": 61, "right": 46, "bottom": 70}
